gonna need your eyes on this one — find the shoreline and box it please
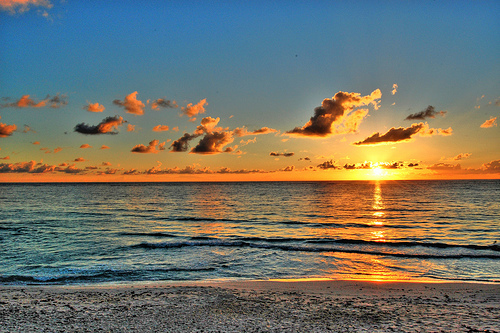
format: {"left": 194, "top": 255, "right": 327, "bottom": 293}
{"left": 2, "top": 279, "right": 499, "bottom": 332}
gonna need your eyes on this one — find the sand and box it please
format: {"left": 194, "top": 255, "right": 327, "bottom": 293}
{"left": 0, "top": 280, "right": 499, "bottom": 332}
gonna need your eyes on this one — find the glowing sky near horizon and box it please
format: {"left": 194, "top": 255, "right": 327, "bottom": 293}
{"left": 0, "top": 0, "right": 499, "bottom": 181}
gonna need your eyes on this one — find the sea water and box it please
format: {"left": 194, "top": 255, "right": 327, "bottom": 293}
{"left": 0, "top": 180, "right": 499, "bottom": 284}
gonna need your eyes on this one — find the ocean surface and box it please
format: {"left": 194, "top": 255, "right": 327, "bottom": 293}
{"left": 1, "top": 180, "right": 499, "bottom": 285}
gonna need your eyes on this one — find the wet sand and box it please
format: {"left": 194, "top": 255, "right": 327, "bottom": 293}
{"left": 1, "top": 280, "right": 499, "bottom": 332}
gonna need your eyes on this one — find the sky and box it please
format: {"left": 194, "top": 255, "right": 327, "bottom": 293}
{"left": 0, "top": 0, "right": 499, "bottom": 182}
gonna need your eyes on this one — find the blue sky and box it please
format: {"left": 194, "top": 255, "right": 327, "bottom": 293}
{"left": 0, "top": 0, "right": 499, "bottom": 181}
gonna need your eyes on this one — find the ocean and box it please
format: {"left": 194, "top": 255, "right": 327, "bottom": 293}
{"left": 0, "top": 180, "right": 499, "bottom": 285}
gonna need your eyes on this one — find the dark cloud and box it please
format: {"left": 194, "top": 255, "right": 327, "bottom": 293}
{"left": 317, "top": 160, "right": 340, "bottom": 170}
{"left": 190, "top": 131, "right": 234, "bottom": 154}
{"left": 151, "top": 99, "right": 178, "bottom": 110}
{"left": 74, "top": 116, "right": 126, "bottom": 135}
{"left": 170, "top": 133, "right": 201, "bottom": 152}
{"left": 405, "top": 106, "right": 446, "bottom": 121}
{"left": 353, "top": 122, "right": 452, "bottom": 146}
{"left": 354, "top": 123, "right": 425, "bottom": 145}
{"left": 286, "top": 89, "right": 381, "bottom": 137}
{"left": 131, "top": 139, "right": 166, "bottom": 153}
{"left": 270, "top": 152, "right": 295, "bottom": 157}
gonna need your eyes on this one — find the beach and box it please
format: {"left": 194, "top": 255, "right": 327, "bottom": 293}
{"left": 1, "top": 280, "right": 499, "bottom": 332}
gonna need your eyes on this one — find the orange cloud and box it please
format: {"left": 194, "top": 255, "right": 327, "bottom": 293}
{"left": 32, "top": 141, "right": 40, "bottom": 145}
{"left": 80, "top": 144, "right": 92, "bottom": 149}
{"left": 181, "top": 98, "right": 207, "bottom": 119}
{"left": 0, "top": 160, "right": 56, "bottom": 173}
{"left": 153, "top": 125, "right": 169, "bottom": 132}
{"left": 391, "top": 83, "right": 398, "bottom": 95}
{"left": 453, "top": 153, "right": 471, "bottom": 160}
{"left": 113, "top": 91, "right": 145, "bottom": 115}
{"left": 127, "top": 124, "right": 136, "bottom": 132}
{"left": 286, "top": 89, "right": 381, "bottom": 137}
{"left": 480, "top": 116, "right": 497, "bottom": 128}
{"left": 131, "top": 139, "right": 166, "bottom": 153}
{"left": 354, "top": 122, "right": 452, "bottom": 146}
{"left": 0, "top": 0, "right": 52, "bottom": 14}
{"left": 84, "top": 102, "right": 105, "bottom": 113}
{"left": 74, "top": 157, "right": 85, "bottom": 162}
{"left": 100, "top": 145, "right": 110, "bottom": 150}
{"left": 0, "top": 122, "right": 17, "bottom": 137}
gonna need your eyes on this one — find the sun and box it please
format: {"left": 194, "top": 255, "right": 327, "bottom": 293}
{"left": 372, "top": 166, "right": 384, "bottom": 178}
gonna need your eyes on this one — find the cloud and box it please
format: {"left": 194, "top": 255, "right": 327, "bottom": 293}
{"left": 482, "top": 160, "right": 500, "bottom": 173}
{"left": 405, "top": 106, "right": 447, "bottom": 121}
{"left": 151, "top": 99, "right": 178, "bottom": 110}
{"left": 427, "top": 163, "right": 462, "bottom": 171}
{"left": 392, "top": 83, "right": 398, "bottom": 95}
{"left": 127, "top": 124, "right": 136, "bottom": 132}
{"left": 480, "top": 116, "right": 497, "bottom": 128}
{"left": 74, "top": 116, "right": 126, "bottom": 135}
{"left": 74, "top": 157, "right": 85, "bottom": 162}
{"left": 0, "top": 122, "right": 17, "bottom": 137}
{"left": 194, "top": 117, "right": 221, "bottom": 135}
{"left": 32, "top": 141, "right": 40, "bottom": 145}
{"left": 170, "top": 133, "right": 200, "bottom": 152}
{"left": 233, "top": 126, "right": 278, "bottom": 137}
{"left": 131, "top": 139, "right": 166, "bottom": 153}
{"left": 80, "top": 144, "right": 92, "bottom": 149}
{"left": 100, "top": 145, "right": 110, "bottom": 150}
{"left": 152, "top": 125, "right": 169, "bottom": 132}
{"left": 0, "top": 160, "right": 55, "bottom": 173}
{"left": 113, "top": 91, "right": 145, "bottom": 115}
{"left": 1, "top": 156, "right": 10, "bottom": 160}
{"left": 270, "top": 152, "right": 295, "bottom": 157}
{"left": 22, "top": 125, "right": 36, "bottom": 133}
{"left": 84, "top": 102, "right": 105, "bottom": 113}
{"left": 353, "top": 122, "right": 452, "bottom": 146}
{"left": 1, "top": 94, "right": 67, "bottom": 108}
{"left": 181, "top": 99, "right": 207, "bottom": 119}
{"left": 190, "top": 131, "right": 234, "bottom": 154}
{"left": 286, "top": 89, "right": 381, "bottom": 137}
{"left": 0, "top": 0, "right": 52, "bottom": 14}
{"left": 317, "top": 160, "right": 340, "bottom": 170}
{"left": 453, "top": 153, "right": 471, "bottom": 160}
{"left": 171, "top": 118, "right": 277, "bottom": 154}
{"left": 102, "top": 162, "right": 111, "bottom": 166}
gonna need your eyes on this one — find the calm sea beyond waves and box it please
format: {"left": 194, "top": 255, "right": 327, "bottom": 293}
{"left": 1, "top": 180, "right": 499, "bottom": 285}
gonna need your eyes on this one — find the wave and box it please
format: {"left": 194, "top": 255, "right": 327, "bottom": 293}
{"left": 119, "top": 232, "right": 180, "bottom": 238}
{"left": 130, "top": 237, "right": 500, "bottom": 260}
{"left": 0, "top": 267, "right": 216, "bottom": 285}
